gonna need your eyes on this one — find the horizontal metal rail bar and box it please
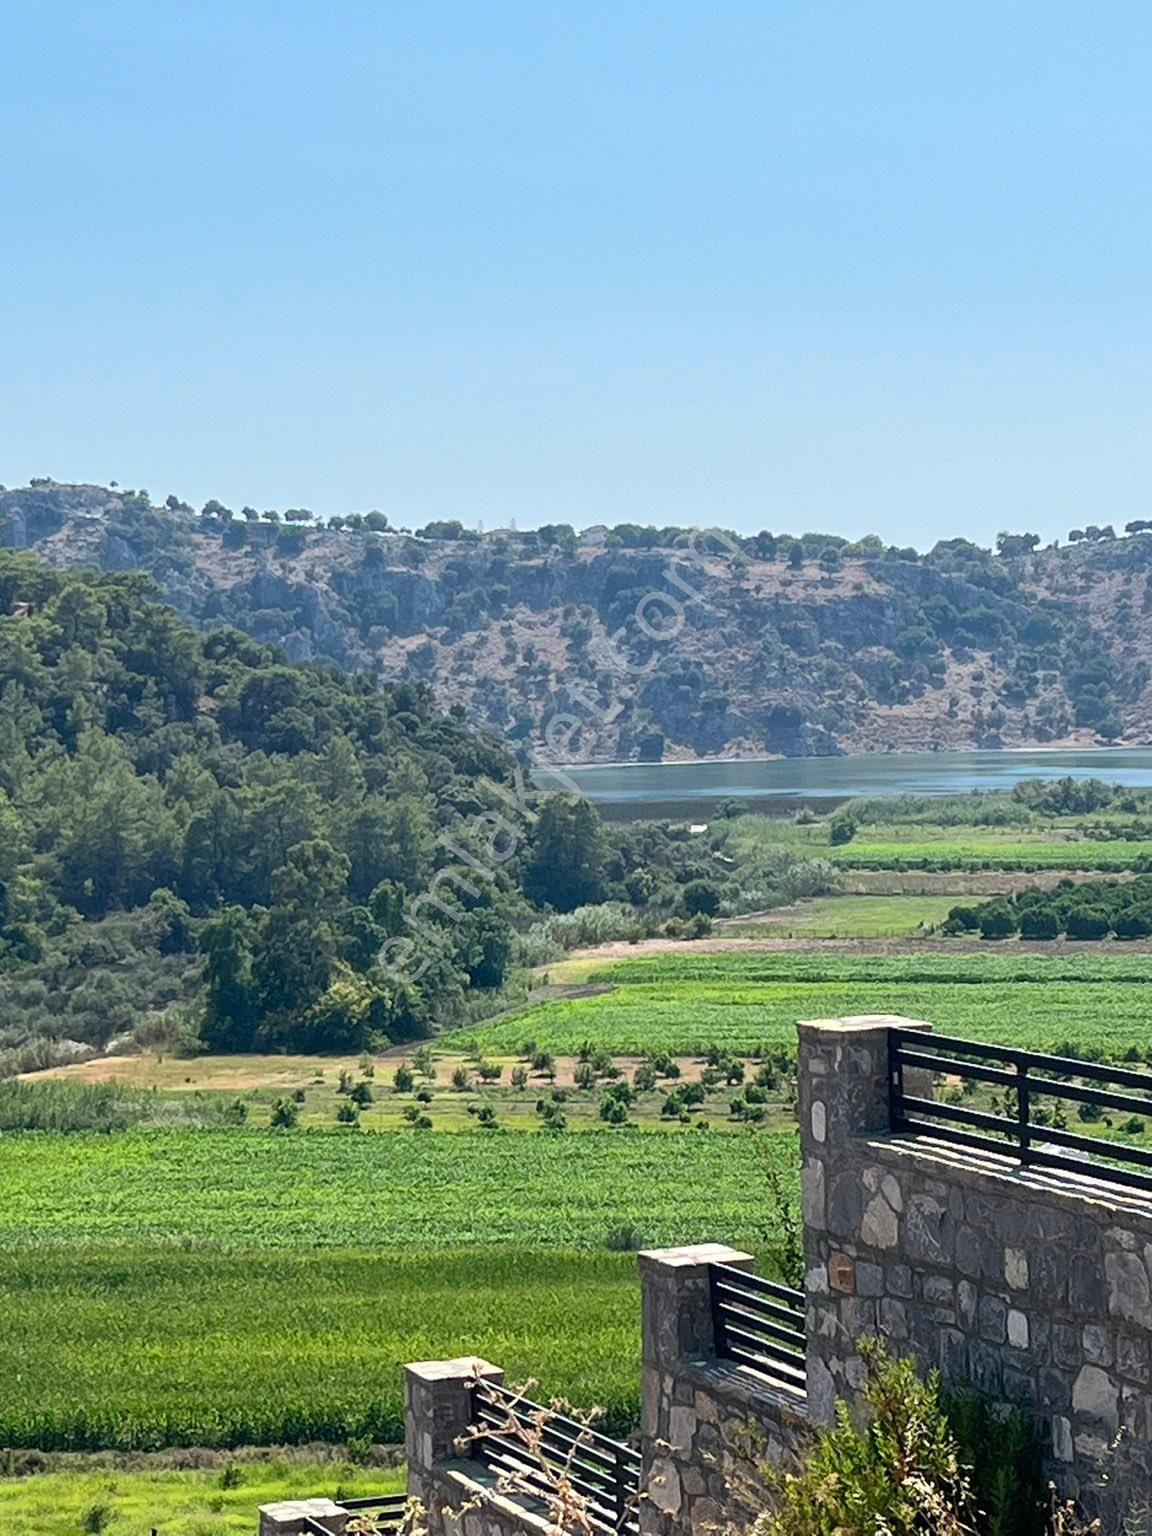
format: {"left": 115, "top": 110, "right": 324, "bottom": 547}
{"left": 897, "top": 1094, "right": 1017, "bottom": 1138}
{"left": 712, "top": 1284, "right": 806, "bottom": 1331}
{"left": 712, "top": 1270, "right": 805, "bottom": 1310}
{"left": 892, "top": 1030, "right": 1152, "bottom": 1091}
{"left": 1028, "top": 1076, "right": 1152, "bottom": 1120}
{"left": 710, "top": 1263, "right": 805, "bottom": 1306}
{"left": 720, "top": 1341, "right": 807, "bottom": 1384}
{"left": 477, "top": 1384, "right": 640, "bottom": 1466}
{"left": 472, "top": 1401, "right": 624, "bottom": 1477}
{"left": 470, "top": 1381, "right": 640, "bottom": 1536}
{"left": 715, "top": 1300, "right": 806, "bottom": 1352}
{"left": 895, "top": 1114, "right": 1152, "bottom": 1193}
{"left": 1017, "top": 1120, "right": 1152, "bottom": 1171}
{"left": 896, "top": 1048, "right": 1019, "bottom": 1088}
{"left": 719, "top": 1315, "right": 806, "bottom": 1362}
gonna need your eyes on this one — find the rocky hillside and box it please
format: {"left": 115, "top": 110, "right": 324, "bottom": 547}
{"left": 3, "top": 480, "right": 1150, "bottom": 760}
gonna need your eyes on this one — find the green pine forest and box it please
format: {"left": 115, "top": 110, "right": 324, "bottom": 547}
{"left": 0, "top": 551, "right": 756, "bottom": 1071}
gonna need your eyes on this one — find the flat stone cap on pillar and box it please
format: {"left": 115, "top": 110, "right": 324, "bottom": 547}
{"left": 798, "top": 1014, "right": 934, "bottom": 1034}
{"left": 259, "top": 1497, "right": 346, "bottom": 1535}
{"left": 638, "top": 1243, "right": 753, "bottom": 1270}
{"left": 405, "top": 1355, "right": 502, "bottom": 1382}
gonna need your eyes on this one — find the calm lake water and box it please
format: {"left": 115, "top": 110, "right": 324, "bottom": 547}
{"left": 538, "top": 748, "right": 1152, "bottom": 818}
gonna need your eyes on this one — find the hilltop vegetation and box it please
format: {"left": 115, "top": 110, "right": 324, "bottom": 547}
{"left": 0, "top": 550, "right": 842, "bottom": 1067}
{"left": 5, "top": 481, "right": 1152, "bottom": 759}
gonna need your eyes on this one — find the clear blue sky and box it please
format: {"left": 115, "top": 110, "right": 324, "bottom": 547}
{"left": 2, "top": 1, "right": 1150, "bottom": 548}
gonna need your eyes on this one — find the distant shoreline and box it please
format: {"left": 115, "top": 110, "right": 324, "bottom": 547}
{"left": 542, "top": 743, "right": 1142, "bottom": 774}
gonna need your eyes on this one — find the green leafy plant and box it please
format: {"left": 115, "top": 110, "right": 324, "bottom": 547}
{"left": 750, "top": 1341, "right": 974, "bottom": 1536}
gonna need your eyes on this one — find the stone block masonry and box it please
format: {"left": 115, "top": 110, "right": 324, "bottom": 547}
{"left": 638, "top": 1245, "right": 808, "bottom": 1536}
{"left": 800, "top": 1014, "right": 1152, "bottom": 1531}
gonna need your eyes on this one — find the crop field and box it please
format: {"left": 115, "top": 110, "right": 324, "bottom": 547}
{"left": 719, "top": 894, "right": 959, "bottom": 937}
{"left": 829, "top": 839, "right": 1152, "bottom": 871}
{"left": 0, "top": 1458, "right": 405, "bottom": 1536}
{"left": 447, "top": 952, "right": 1152, "bottom": 1059}
{"left": 1, "top": 1247, "right": 644, "bottom": 1450}
{"left": 722, "top": 814, "right": 1152, "bottom": 871}
{"left": 0, "top": 1128, "right": 791, "bottom": 1251}
{"left": 0, "top": 1128, "right": 791, "bottom": 1450}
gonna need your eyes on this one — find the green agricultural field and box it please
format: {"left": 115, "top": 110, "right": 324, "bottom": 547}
{"left": 0, "top": 1128, "right": 789, "bottom": 1251}
{"left": 0, "top": 1128, "right": 793, "bottom": 1451}
{"left": 720, "top": 894, "right": 958, "bottom": 937}
{"left": 0, "top": 1459, "right": 405, "bottom": 1536}
{"left": 447, "top": 952, "right": 1152, "bottom": 1059}
{"left": 721, "top": 813, "right": 1152, "bottom": 872}
{"left": 830, "top": 838, "right": 1152, "bottom": 871}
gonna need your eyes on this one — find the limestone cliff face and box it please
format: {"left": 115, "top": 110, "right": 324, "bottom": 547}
{"left": 3, "top": 482, "right": 1149, "bottom": 761}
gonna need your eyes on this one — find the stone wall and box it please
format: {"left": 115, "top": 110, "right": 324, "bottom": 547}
{"left": 638, "top": 1245, "right": 809, "bottom": 1536}
{"left": 799, "top": 1014, "right": 1152, "bottom": 1531}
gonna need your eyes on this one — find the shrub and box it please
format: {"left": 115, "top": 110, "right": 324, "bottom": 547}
{"left": 752, "top": 1341, "right": 974, "bottom": 1536}
{"left": 269, "top": 1098, "right": 298, "bottom": 1129}
{"left": 681, "top": 880, "right": 722, "bottom": 917}
{"left": 979, "top": 903, "right": 1018, "bottom": 940}
{"left": 828, "top": 813, "right": 858, "bottom": 845}
{"left": 943, "top": 905, "right": 981, "bottom": 933}
{"left": 1018, "top": 908, "right": 1060, "bottom": 941}
{"left": 1116, "top": 908, "right": 1152, "bottom": 939}
{"left": 349, "top": 1080, "right": 374, "bottom": 1109}
{"left": 1066, "top": 906, "right": 1111, "bottom": 941}
{"left": 411, "top": 1045, "right": 435, "bottom": 1078}
{"left": 392, "top": 1065, "right": 414, "bottom": 1093}
{"left": 451, "top": 1066, "right": 471, "bottom": 1091}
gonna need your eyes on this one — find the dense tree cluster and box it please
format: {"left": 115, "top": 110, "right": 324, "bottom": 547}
{"left": 945, "top": 877, "right": 1152, "bottom": 941}
{"left": 0, "top": 552, "right": 739, "bottom": 1063}
{"left": 0, "top": 554, "right": 533, "bottom": 1058}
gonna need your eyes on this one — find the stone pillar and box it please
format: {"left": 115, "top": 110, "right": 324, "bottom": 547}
{"left": 638, "top": 1243, "right": 755, "bottom": 1536}
{"left": 404, "top": 1356, "right": 504, "bottom": 1512}
{"left": 258, "top": 1499, "right": 348, "bottom": 1536}
{"left": 797, "top": 1015, "right": 932, "bottom": 1422}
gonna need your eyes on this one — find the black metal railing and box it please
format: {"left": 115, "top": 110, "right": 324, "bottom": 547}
{"left": 889, "top": 1028, "right": 1152, "bottom": 1194}
{"left": 468, "top": 1379, "right": 641, "bottom": 1536}
{"left": 302, "top": 1493, "right": 408, "bottom": 1535}
{"left": 709, "top": 1262, "right": 806, "bottom": 1388}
